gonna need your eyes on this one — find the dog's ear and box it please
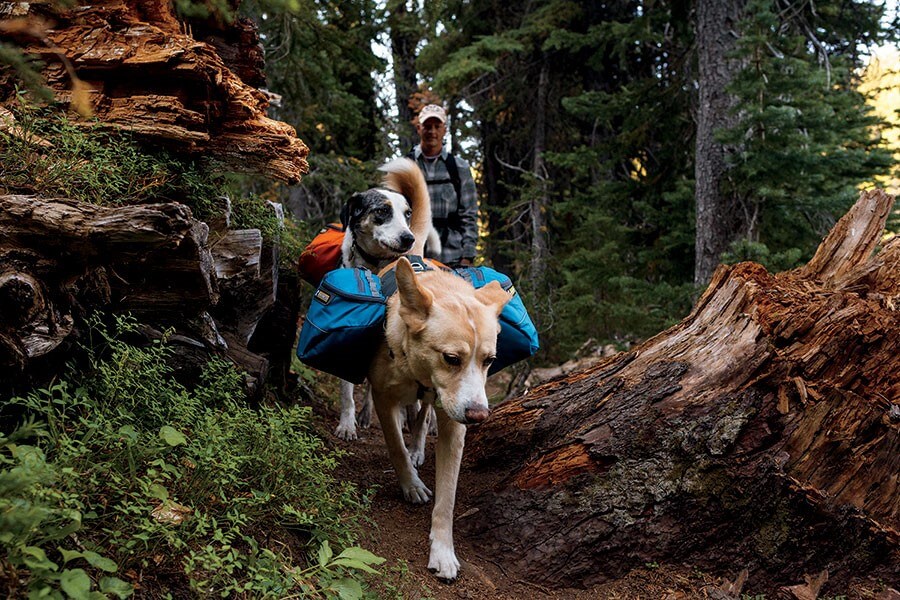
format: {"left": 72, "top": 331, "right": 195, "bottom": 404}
{"left": 476, "top": 281, "right": 511, "bottom": 317}
{"left": 395, "top": 257, "right": 433, "bottom": 332}
{"left": 340, "top": 193, "right": 365, "bottom": 228}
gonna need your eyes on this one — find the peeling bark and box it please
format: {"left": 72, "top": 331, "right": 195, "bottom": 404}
{"left": 463, "top": 189, "right": 900, "bottom": 592}
{"left": 0, "top": 1, "right": 306, "bottom": 398}
{"left": 0, "top": 0, "right": 308, "bottom": 183}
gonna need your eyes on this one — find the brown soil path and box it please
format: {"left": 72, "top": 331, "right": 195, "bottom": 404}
{"left": 329, "top": 413, "right": 723, "bottom": 600}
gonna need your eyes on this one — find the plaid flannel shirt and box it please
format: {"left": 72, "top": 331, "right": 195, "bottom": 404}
{"left": 411, "top": 145, "right": 478, "bottom": 265}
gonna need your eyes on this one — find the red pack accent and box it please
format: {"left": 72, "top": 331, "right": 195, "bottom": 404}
{"left": 297, "top": 223, "right": 345, "bottom": 286}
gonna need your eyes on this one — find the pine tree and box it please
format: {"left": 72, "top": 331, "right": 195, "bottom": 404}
{"left": 422, "top": 0, "right": 894, "bottom": 360}
{"left": 423, "top": 0, "right": 698, "bottom": 358}
{"left": 544, "top": 1, "right": 697, "bottom": 355}
{"left": 715, "top": 0, "right": 894, "bottom": 268}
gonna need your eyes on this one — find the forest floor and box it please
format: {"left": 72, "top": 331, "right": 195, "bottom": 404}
{"left": 309, "top": 376, "right": 897, "bottom": 600}
{"left": 317, "top": 386, "right": 728, "bottom": 600}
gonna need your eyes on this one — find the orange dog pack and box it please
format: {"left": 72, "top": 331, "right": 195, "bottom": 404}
{"left": 297, "top": 223, "right": 344, "bottom": 286}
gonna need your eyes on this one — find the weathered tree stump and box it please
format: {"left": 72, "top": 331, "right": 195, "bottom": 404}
{"left": 0, "top": 0, "right": 306, "bottom": 398}
{"left": 463, "top": 189, "right": 899, "bottom": 592}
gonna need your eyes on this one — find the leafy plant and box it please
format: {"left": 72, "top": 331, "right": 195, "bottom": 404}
{"left": 2, "top": 315, "right": 377, "bottom": 598}
{"left": 281, "top": 541, "right": 385, "bottom": 599}
{"left": 0, "top": 421, "right": 132, "bottom": 599}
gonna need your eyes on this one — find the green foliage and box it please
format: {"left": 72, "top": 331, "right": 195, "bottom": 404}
{"left": 0, "top": 99, "right": 297, "bottom": 253}
{"left": 174, "top": 0, "right": 301, "bottom": 22}
{"left": 427, "top": 33, "right": 526, "bottom": 94}
{"left": 0, "top": 421, "right": 133, "bottom": 599}
{"left": 419, "top": 0, "right": 894, "bottom": 361}
{"left": 173, "top": 0, "right": 237, "bottom": 21}
{"left": 244, "top": 0, "right": 386, "bottom": 161}
{"left": 2, "top": 315, "right": 377, "bottom": 598}
{"left": 721, "top": 239, "right": 804, "bottom": 274}
{"left": 718, "top": 0, "right": 894, "bottom": 257}
{"left": 425, "top": 1, "right": 698, "bottom": 359}
{"left": 228, "top": 190, "right": 288, "bottom": 246}
{"left": 0, "top": 100, "right": 224, "bottom": 218}
{"left": 283, "top": 541, "right": 385, "bottom": 599}
{"left": 237, "top": 0, "right": 388, "bottom": 251}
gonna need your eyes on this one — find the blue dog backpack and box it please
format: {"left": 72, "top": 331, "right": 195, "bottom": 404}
{"left": 296, "top": 267, "right": 386, "bottom": 384}
{"left": 453, "top": 266, "right": 540, "bottom": 375}
{"left": 296, "top": 260, "right": 540, "bottom": 382}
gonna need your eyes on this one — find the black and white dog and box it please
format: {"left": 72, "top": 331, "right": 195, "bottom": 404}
{"left": 334, "top": 158, "right": 438, "bottom": 440}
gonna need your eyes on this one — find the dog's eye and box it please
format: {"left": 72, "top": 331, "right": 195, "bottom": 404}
{"left": 483, "top": 356, "right": 496, "bottom": 368}
{"left": 404, "top": 209, "right": 412, "bottom": 221}
{"left": 443, "top": 353, "right": 461, "bottom": 366}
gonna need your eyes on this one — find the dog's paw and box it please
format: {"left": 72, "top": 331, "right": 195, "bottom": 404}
{"left": 427, "top": 541, "right": 459, "bottom": 583}
{"left": 356, "top": 405, "right": 372, "bottom": 429}
{"left": 334, "top": 420, "right": 358, "bottom": 441}
{"left": 408, "top": 447, "right": 425, "bottom": 468}
{"left": 400, "top": 477, "right": 432, "bottom": 504}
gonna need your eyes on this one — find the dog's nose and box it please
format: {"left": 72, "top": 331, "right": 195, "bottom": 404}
{"left": 464, "top": 406, "right": 490, "bottom": 424}
{"left": 399, "top": 232, "right": 415, "bottom": 250}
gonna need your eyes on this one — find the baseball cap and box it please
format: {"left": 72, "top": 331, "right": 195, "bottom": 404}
{"left": 419, "top": 104, "right": 447, "bottom": 124}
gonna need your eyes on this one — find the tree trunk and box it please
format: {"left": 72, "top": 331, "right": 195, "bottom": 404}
{"left": 387, "top": 0, "right": 420, "bottom": 154}
{"left": 693, "top": 0, "right": 747, "bottom": 285}
{"left": 529, "top": 56, "right": 550, "bottom": 304}
{"left": 0, "top": 0, "right": 308, "bottom": 183}
{"left": 462, "top": 189, "right": 900, "bottom": 592}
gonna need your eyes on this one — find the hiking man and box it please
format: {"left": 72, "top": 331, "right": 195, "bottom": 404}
{"left": 409, "top": 104, "right": 478, "bottom": 268}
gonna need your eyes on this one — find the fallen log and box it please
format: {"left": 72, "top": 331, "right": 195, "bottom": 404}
{"left": 208, "top": 204, "right": 286, "bottom": 400}
{"left": 0, "top": 1, "right": 304, "bottom": 399}
{"left": 0, "top": 0, "right": 308, "bottom": 183}
{"left": 0, "top": 195, "right": 214, "bottom": 374}
{"left": 463, "top": 189, "right": 900, "bottom": 592}
{"left": 0, "top": 192, "right": 294, "bottom": 400}
{"left": 0, "top": 196, "right": 229, "bottom": 389}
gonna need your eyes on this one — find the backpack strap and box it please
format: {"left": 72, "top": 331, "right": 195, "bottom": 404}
{"left": 442, "top": 153, "right": 461, "bottom": 201}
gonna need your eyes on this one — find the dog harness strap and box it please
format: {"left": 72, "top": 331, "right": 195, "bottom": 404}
{"left": 379, "top": 256, "right": 435, "bottom": 298}
{"left": 356, "top": 269, "right": 381, "bottom": 297}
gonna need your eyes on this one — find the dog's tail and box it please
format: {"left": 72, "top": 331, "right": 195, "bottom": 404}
{"left": 380, "top": 158, "right": 431, "bottom": 256}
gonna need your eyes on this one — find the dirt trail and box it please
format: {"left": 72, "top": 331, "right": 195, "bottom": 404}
{"left": 330, "top": 413, "right": 720, "bottom": 600}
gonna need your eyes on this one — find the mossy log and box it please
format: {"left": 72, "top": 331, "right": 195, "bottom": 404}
{"left": 0, "top": 0, "right": 307, "bottom": 183}
{"left": 462, "top": 189, "right": 899, "bottom": 593}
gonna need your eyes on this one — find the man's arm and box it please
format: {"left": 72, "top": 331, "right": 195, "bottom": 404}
{"left": 457, "top": 157, "right": 478, "bottom": 262}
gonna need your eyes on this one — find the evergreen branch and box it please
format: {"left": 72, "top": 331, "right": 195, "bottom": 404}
{"left": 800, "top": 20, "right": 832, "bottom": 87}
{"left": 494, "top": 149, "right": 545, "bottom": 181}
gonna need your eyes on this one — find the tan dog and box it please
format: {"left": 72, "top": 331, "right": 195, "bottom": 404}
{"left": 369, "top": 256, "right": 510, "bottom": 582}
